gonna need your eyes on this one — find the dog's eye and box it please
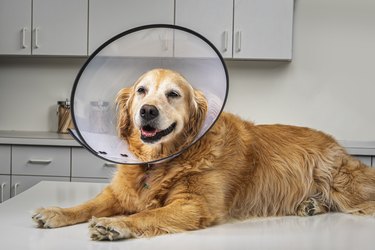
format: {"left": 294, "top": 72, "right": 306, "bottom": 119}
{"left": 166, "top": 91, "right": 180, "bottom": 98}
{"left": 137, "top": 87, "right": 146, "bottom": 95}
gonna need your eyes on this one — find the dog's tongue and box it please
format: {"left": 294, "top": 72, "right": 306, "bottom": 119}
{"left": 141, "top": 127, "right": 159, "bottom": 137}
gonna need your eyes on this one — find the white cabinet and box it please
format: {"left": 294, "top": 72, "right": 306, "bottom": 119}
{"left": 0, "top": 145, "right": 11, "bottom": 175}
{"left": 32, "top": 0, "right": 87, "bottom": 55}
{"left": 175, "top": 0, "right": 233, "bottom": 58}
{"left": 233, "top": 0, "right": 294, "bottom": 60}
{"left": 0, "top": 0, "right": 32, "bottom": 55}
{"left": 89, "top": 0, "right": 174, "bottom": 54}
{"left": 11, "top": 175, "right": 69, "bottom": 197}
{"left": 72, "top": 148, "right": 115, "bottom": 179}
{"left": 0, "top": 0, "right": 87, "bottom": 56}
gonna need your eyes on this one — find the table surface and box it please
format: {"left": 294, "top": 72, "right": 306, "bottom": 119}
{"left": 1, "top": 181, "right": 375, "bottom": 250}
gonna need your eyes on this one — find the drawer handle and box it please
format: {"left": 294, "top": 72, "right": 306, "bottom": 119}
{"left": 104, "top": 163, "right": 117, "bottom": 168}
{"left": 28, "top": 159, "right": 52, "bottom": 164}
{"left": 0, "top": 183, "right": 5, "bottom": 203}
{"left": 223, "top": 31, "right": 228, "bottom": 52}
{"left": 14, "top": 183, "right": 19, "bottom": 196}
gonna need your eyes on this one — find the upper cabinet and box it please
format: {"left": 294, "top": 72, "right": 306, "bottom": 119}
{"left": 32, "top": 0, "right": 87, "bottom": 56}
{"left": 233, "top": 0, "right": 294, "bottom": 60}
{"left": 175, "top": 0, "right": 233, "bottom": 58}
{"left": 0, "top": 0, "right": 87, "bottom": 56}
{"left": 0, "top": 0, "right": 32, "bottom": 55}
{"left": 0, "top": 0, "right": 294, "bottom": 60}
{"left": 89, "top": 0, "right": 174, "bottom": 54}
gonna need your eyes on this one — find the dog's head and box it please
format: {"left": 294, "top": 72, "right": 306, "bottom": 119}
{"left": 116, "top": 68, "right": 207, "bottom": 161}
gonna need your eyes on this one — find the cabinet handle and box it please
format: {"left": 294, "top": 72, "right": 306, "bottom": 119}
{"left": 0, "top": 183, "right": 5, "bottom": 203}
{"left": 104, "top": 163, "right": 117, "bottom": 168}
{"left": 14, "top": 183, "right": 19, "bottom": 196}
{"left": 28, "top": 159, "right": 52, "bottom": 164}
{"left": 34, "top": 27, "right": 40, "bottom": 48}
{"left": 160, "top": 33, "right": 168, "bottom": 51}
{"left": 236, "top": 31, "right": 242, "bottom": 52}
{"left": 223, "top": 31, "right": 228, "bottom": 52}
{"left": 21, "top": 28, "right": 27, "bottom": 49}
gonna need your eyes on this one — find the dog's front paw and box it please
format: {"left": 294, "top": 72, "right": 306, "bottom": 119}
{"left": 296, "top": 197, "right": 325, "bottom": 216}
{"left": 32, "top": 207, "right": 70, "bottom": 228}
{"left": 89, "top": 217, "right": 134, "bottom": 241}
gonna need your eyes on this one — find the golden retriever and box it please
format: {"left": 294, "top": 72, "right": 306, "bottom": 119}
{"left": 32, "top": 68, "right": 375, "bottom": 240}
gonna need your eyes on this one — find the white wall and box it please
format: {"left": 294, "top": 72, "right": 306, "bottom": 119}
{"left": 0, "top": 0, "right": 374, "bottom": 141}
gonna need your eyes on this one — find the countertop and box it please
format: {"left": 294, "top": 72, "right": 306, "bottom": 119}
{"left": 0, "top": 181, "right": 375, "bottom": 250}
{"left": 0, "top": 130, "right": 80, "bottom": 146}
{"left": 1, "top": 130, "right": 375, "bottom": 155}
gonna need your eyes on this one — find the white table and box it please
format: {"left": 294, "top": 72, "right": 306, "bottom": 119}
{"left": 1, "top": 181, "right": 375, "bottom": 250}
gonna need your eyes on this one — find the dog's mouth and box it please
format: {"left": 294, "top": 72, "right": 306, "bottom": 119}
{"left": 140, "top": 122, "right": 176, "bottom": 143}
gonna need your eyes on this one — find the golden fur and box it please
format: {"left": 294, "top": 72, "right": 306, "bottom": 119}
{"left": 33, "top": 69, "right": 375, "bottom": 240}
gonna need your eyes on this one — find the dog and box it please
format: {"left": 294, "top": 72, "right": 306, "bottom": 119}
{"left": 32, "top": 68, "right": 375, "bottom": 240}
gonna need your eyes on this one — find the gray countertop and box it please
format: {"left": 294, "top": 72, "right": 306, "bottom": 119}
{"left": 1, "top": 130, "right": 375, "bottom": 155}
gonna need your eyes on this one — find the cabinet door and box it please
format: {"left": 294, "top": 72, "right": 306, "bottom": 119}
{"left": 12, "top": 146, "right": 70, "bottom": 177}
{"left": 353, "top": 155, "right": 372, "bottom": 167}
{"left": 175, "top": 0, "right": 233, "bottom": 58}
{"left": 72, "top": 148, "right": 115, "bottom": 179}
{"left": 0, "top": 0, "right": 32, "bottom": 55}
{"left": 89, "top": 0, "right": 174, "bottom": 54}
{"left": 32, "top": 0, "right": 87, "bottom": 55}
{"left": 233, "top": 0, "right": 294, "bottom": 60}
{"left": 0, "top": 145, "right": 11, "bottom": 175}
{"left": 11, "top": 175, "right": 69, "bottom": 197}
{"left": 0, "top": 175, "right": 11, "bottom": 203}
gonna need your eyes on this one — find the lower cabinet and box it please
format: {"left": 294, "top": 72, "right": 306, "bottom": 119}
{"left": 71, "top": 177, "right": 110, "bottom": 183}
{"left": 353, "top": 155, "right": 372, "bottom": 167}
{"left": 11, "top": 175, "right": 70, "bottom": 197}
{"left": 0, "top": 175, "right": 11, "bottom": 203}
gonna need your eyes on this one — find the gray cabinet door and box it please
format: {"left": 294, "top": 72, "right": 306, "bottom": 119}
{"left": 0, "top": 175, "right": 11, "bottom": 203}
{"left": 0, "top": 0, "right": 32, "bottom": 55}
{"left": 89, "top": 0, "right": 174, "bottom": 54}
{"left": 0, "top": 145, "right": 11, "bottom": 174}
{"left": 233, "top": 0, "right": 294, "bottom": 60}
{"left": 352, "top": 155, "right": 372, "bottom": 167}
{"left": 12, "top": 146, "right": 70, "bottom": 176}
{"left": 72, "top": 148, "right": 116, "bottom": 179}
{"left": 11, "top": 175, "right": 69, "bottom": 197}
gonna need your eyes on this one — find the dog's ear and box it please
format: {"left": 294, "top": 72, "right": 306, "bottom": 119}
{"left": 187, "top": 89, "right": 208, "bottom": 137}
{"left": 116, "top": 87, "right": 133, "bottom": 139}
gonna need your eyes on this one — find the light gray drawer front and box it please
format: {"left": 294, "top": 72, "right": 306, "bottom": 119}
{"left": 12, "top": 146, "right": 70, "bottom": 176}
{"left": 0, "top": 175, "right": 11, "bottom": 203}
{"left": 71, "top": 177, "right": 110, "bottom": 183}
{"left": 0, "top": 145, "right": 11, "bottom": 174}
{"left": 11, "top": 175, "right": 69, "bottom": 197}
{"left": 72, "top": 148, "right": 116, "bottom": 178}
{"left": 353, "top": 155, "right": 372, "bottom": 166}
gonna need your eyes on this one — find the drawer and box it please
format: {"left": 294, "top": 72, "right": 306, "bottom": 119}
{"left": 0, "top": 175, "right": 11, "bottom": 203}
{"left": 11, "top": 175, "right": 69, "bottom": 197}
{"left": 0, "top": 145, "right": 11, "bottom": 174}
{"left": 72, "top": 148, "right": 116, "bottom": 179}
{"left": 12, "top": 146, "right": 70, "bottom": 176}
{"left": 352, "top": 155, "right": 372, "bottom": 166}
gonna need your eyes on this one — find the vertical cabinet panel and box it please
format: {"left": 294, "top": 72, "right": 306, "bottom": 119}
{"left": 0, "top": 145, "right": 11, "bottom": 175}
{"left": 0, "top": 175, "right": 10, "bottom": 203}
{"left": 233, "top": 0, "right": 294, "bottom": 60}
{"left": 32, "top": 0, "right": 88, "bottom": 55}
{"left": 89, "top": 0, "right": 174, "bottom": 54}
{"left": 175, "top": 0, "right": 233, "bottom": 58}
{"left": 0, "top": 0, "right": 32, "bottom": 55}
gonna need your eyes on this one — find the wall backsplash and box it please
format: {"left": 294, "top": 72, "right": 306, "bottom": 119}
{"left": 0, "top": 0, "right": 374, "bottom": 141}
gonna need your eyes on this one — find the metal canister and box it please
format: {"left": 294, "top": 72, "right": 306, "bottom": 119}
{"left": 57, "top": 99, "right": 73, "bottom": 134}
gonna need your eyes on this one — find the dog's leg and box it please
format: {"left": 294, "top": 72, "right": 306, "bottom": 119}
{"left": 89, "top": 196, "right": 216, "bottom": 240}
{"left": 296, "top": 197, "right": 327, "bottom": 216}
{"left": 32, "top": 186, "right": 122, "bottom": 228}
{"left": 331, "top": 156, "right": 375, "bottom": 216}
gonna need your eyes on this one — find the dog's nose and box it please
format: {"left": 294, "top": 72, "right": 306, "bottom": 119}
{"left": 140, "top": 104, "right": 159, "bottom": 121}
